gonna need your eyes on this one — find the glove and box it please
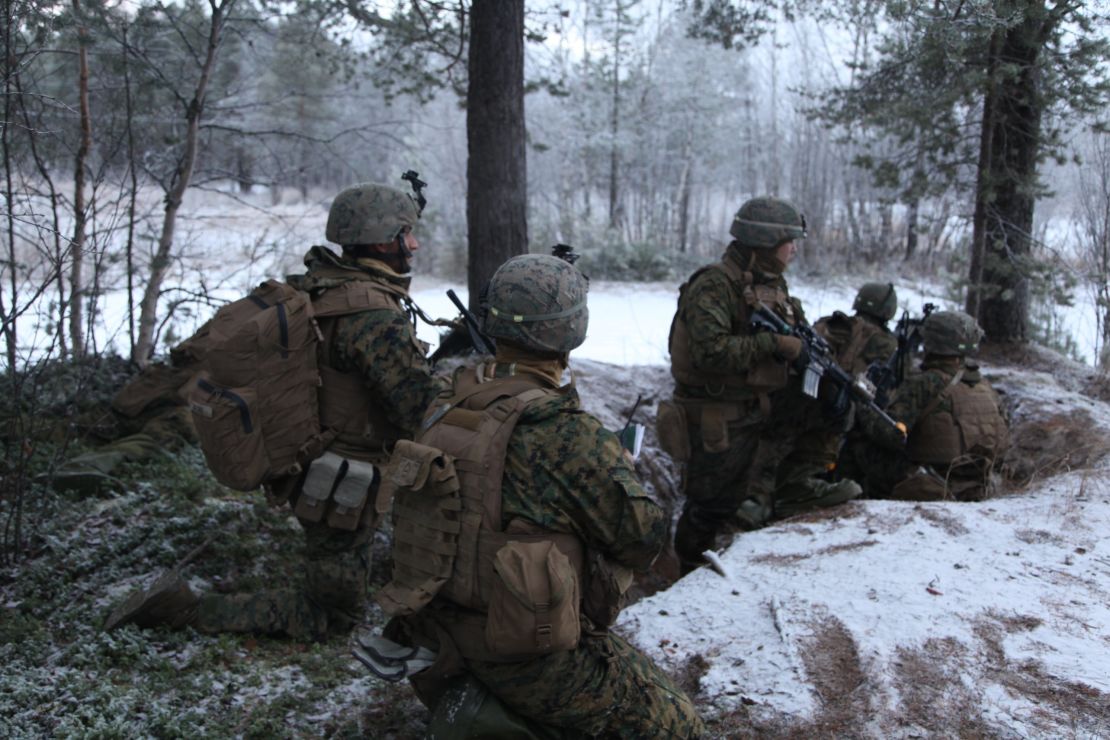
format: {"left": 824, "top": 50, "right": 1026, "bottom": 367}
{"left": 773, "top": 335, "right": 804, "bottom": 362}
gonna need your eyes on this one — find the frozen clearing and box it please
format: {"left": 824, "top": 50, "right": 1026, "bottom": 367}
{"left": 409, "top": 275, "right": 955, "bottom": 368}
{"left": 568, "top": 354, "right": 1110, "bottom": 736}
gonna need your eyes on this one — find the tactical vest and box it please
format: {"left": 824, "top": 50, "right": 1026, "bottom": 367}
{"left": 376, "top": 368, "right": 587, "bottom": 661}
{"left": 814, "top": 312, "right": 888, "bottom": 376}
{"left": 310, "top": 271, "right": 418, "bottom": 464}
{"left": 907, "top": 370, "right": 1008, "bottom": 472}
{"left": 668, "top": 254, "right": 795, "bottom": 398}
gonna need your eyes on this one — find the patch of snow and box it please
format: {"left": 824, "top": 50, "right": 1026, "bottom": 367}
{"left": 613, "top": 361, "right": 1110, "bottom": 735}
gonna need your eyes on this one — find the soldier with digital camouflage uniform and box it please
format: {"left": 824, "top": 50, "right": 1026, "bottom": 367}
{"left": 772, "top": 283, "right": 900, "bottom": 517}
{"left": 105, "top": 180, "right": 444, "bottom": 640}
{"left": 660, "top": 197, "right": 860, "bottom": 572}
{"left": 851, "top": 310, "right": 1009, "bottom": 501}
{"left": 369, "top": 254, "right": 703, "bottom": 738}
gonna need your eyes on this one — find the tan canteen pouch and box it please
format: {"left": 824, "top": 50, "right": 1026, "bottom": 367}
{"left": 486, "top": 540, "right": 581, "bottom": 656}
{"left": 294, "top": 451, "right": 376, "bottom": 530}
{"left": 655, "top": 400, "right": 690, "bottom": 462}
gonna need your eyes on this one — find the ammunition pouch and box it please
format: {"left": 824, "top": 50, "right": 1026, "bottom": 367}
{"left": 293, "top": 450, "right": 377, "bottom": 531}
{"left": 655, "top": 400, "right": 690, "bottom": 462}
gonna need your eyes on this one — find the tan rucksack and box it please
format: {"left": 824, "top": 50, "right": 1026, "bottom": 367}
{"left": 375, "top": 370, "right": 586, "bottom": 659}
{"left": 187, "top": 278, "right": 399, "bottom": 493}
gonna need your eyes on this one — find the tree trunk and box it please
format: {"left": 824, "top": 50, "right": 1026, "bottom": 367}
{"left": 677, "top": 139, "right": 692, "bottom": 253}
{"left": 607, "top": 11, "right": 622, "bottom": 232}
{"left": 2, "top": 1, "right": 17, "bottom": 374}
{"left": 904, "top": 197, "right": 919, "bottom": 261}
{"left": 967, "top": 4, "right": 1051, "bottom": 344}
{"left": 134, "top": 0, "right": 233, "bottom": 365}
{"left": 123, "top": 23, "right": 138, "bottom": 358}
{"left": 466, "top": 0, "right": 527, "bottom": 310}
{"left": 69, "top": 0, "right": 92, "bottom": 359}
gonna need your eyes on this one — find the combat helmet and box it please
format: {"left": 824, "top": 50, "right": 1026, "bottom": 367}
{"left": 326, "top": 183, "right": 419, "bottom": 246}
{"left": 729, "top": 196, "right": 807, "bottom": 249}
{"left": 921, "top": 310, "right": 983, "bottom": 356}
{"left": 853, "top": 282, "right": 898, "bottom": 323}
{"left": 483, "top": 254, "right": 589, "bottom": 355}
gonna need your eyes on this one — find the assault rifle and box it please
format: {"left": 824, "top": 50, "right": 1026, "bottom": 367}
{"left": 750, "top": 305, "right": 901, "bottom": 431}
{"left": 427, "top": 289, "right": 495, "bottom": 364}
{"left": 447, "top": 289, "right": 494, "bottom": 356}
{"left": 866, "top": 302, "right": 937, "bottom": 407}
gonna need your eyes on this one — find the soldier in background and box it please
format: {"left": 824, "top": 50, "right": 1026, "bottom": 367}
{"left": 44, "top": 332, "right": 207, "bottom": 495}
{"left": 772, "top": 283, "right": 899, "bottom": 518}
{"left": 376, "top": 254, "right": 703, "bottom": 738}
{"left": 106, "top": 180, "right": 443, "bottom": 640}
{"left": 850, "top": 310, "right": 1009, "bottom": 501}
{"left": 661, "top": 196, "right": 858, "bottom": 573}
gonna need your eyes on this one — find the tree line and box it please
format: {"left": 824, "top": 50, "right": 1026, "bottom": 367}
{"left": 3, "top": 0, "right": 1110, "bottom": 563}
{"left": 4, "top": 0, "right": 1109, "bottom": 371}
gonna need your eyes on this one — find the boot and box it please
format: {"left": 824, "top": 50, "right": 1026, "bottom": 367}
{"left": 673, "top": 514, "right": 715, "bottom": 576}
{"left": 774, "top": 476, "right": 862, "bottom": 520}
{"left": 104, "top": 570, "right": 199, "bottom": 631}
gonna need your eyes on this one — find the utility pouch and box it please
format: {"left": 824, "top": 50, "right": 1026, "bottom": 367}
{"left": 189, "top": 377, "right": 268, "bottom": 491}
{"left": 327, "top": 457, "right": 376, "bottom": 531}
{"left": 655, "top": 400, "right": 690, "bottom": 462}
{"left": 375, "top": 440, "right": 462, "bottom": 617}
{"left": 486, "top": 540, "right": 580, "bottom": 656}
{"left": 581, "top": 550, "right": 634, "bottom": 630}
{"left": 700, "top": 404, "right": 731, "bottom": 454}
{"left": 294, "top": 450, "right": 374, "bottom": 529}
{"left": 295, "top": 450, "right": 345, "bottom": 523}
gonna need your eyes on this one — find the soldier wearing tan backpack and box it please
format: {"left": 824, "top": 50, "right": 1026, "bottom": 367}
{"left": 360, "top": 254, "right": 703, "bottom": 738}
{"left": 105, "top": 179, "right": 444, "bottom": 640}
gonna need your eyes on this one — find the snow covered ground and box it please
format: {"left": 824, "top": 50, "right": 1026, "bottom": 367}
{"left": 568, "top": 354, "right": 1110, "bottom": 737}
{"left": 9, "top": 192, "right": 1110, "bottom": 736}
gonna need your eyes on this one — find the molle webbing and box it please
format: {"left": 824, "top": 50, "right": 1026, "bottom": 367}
{"left": 668, "top": 254, "right": 790, "bottom": 397}
{"left": 908, "top": 370, "right": 1005, "bottom": 473}
{"left": 424, "top": 372, "right": 579, "bottom": 611}
{"left": 376, "top": 370, "right": 587, "bottom": 657}
{"left": 313, "top": 279, "right": 407, "bottom": 462}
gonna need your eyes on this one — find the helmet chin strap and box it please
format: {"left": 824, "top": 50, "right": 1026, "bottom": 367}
{"left": 395, "top": 231, "right": 412, "bottom": 259}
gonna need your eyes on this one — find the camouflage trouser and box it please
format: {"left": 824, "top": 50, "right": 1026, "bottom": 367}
{"left": 193, "top": 517, "right": 372, "bottom": 640}
{"left": 841, "top": 436, "right": 994, "bottom": 502}
{"left": 772, "top": 406, "right": 861, "bottom": 520}
{"left": 465, "top": 632, "right": 703, "bottom": 739}
{"left": 674, "top": 384, "right": 828, "bottom": 566}
{"left": 839, "top": 432, "right": 910, "bottom": 499}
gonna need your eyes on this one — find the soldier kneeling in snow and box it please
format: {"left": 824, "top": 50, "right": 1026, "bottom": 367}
{"left": 848, "top": 310, "right": 1009, "bottom": 501}
{"left": 359, "top": 254, "right": 703, "bottom": 738}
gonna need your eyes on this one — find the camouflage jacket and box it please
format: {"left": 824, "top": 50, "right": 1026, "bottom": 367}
{"left": 288, "top": 246, "right": 443, "bottom": 440}
{"left": 483, "top": 365, "right": 666, "bottom": 571}
{"left": 669, "top": 245, "right": 805, "bottom": 401}
{"left": 814, "top": 312, "right": 897, "bottom": 376}
{"left": 860, "top": 357, "right": 1006, "bottom": 462}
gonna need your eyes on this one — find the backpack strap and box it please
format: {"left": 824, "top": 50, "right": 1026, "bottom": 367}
{"left": 311, "top": 278, "right": 406, "bottom": 318}
{"left": 915, "top": 369, "right": 965, "bottom": 429}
